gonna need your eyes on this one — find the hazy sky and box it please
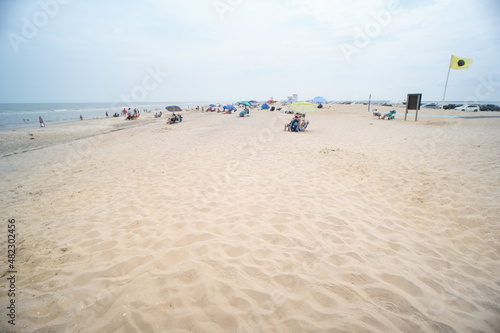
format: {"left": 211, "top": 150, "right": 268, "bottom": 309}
{"left": 1, "top": 0, "right": 500, "bottom": 103}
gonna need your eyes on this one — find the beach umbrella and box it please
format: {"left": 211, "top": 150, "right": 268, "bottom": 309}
{"left": 238, "top": 101, "right": 252, "bottom": 106}
{"left": 312, "top": 96, "right": 326, "bottom": 104}
{"left": 209, "top": 104, "right": 216, "bottom": 107}
{"left": 223, "top": 105, "right": 237, "bottom": 110}
{"left": 289, "top": 102, "right": 318, "bottom": 113}
{"left": 166, "top": 105, "right": 182, "bottom": 111}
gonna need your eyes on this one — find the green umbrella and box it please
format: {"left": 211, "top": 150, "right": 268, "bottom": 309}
{"left": 289, "top": 102, "right": 318, "bottom": 113}
{"left": 237, "top": 101, "right": 252, "bottom": 107}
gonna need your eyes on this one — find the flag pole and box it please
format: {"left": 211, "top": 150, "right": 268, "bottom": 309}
{"left": 367, "top": 94, "right": 371, "bottom": 112}
{"left": 441, "top": 55, "right": 453, "bottom": 110}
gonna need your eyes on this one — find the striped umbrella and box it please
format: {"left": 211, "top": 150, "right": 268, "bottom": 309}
{"left": 289, "top": 102, "right": 318, "bottom": 113}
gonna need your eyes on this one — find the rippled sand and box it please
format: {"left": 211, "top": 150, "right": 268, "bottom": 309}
{"left": 1, "top": 105, "right": 499, "bottom": 332}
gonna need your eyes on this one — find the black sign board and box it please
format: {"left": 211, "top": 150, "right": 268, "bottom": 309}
{"left": 405, "top": 94, "right": 422, "bottom": 121}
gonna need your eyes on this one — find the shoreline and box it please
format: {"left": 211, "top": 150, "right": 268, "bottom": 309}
{"left": 0, "top": 113, "right": 165, "bottom": 158}
{"left": 2, "top": 101, "right": 499, "bottom": 131}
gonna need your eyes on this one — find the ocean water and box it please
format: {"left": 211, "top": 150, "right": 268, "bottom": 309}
{"left": 0, "top": 102, "right": 222, "bottom": 130}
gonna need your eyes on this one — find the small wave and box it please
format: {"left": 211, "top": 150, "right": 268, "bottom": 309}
{"left": 52, "top": 109, "right": 68, "bottom": 112}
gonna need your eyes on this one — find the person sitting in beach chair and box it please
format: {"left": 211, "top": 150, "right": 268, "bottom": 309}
{"left": 285, "top": 115, "right": 301, "bottom": 131}
{"left": 372, "top": 109, "right": 381, "bottom": 117}
{"left": 380, "top": 110, "right": 396, "bottom": 120}
{"left": 167, "top": 113, "right": 179, "bottom": 124}
{"left": 297, "top": 120, "right": 310, "bottom": 131}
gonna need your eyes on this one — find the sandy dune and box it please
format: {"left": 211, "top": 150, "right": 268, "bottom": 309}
{"left": 1, "top": 105, "right": 499, "bottom": 332}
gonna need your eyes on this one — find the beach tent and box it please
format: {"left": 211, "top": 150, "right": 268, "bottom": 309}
{"left": 312, "top": 96, "right": 326, "bottom": 104}
{"left": 166, "top": 105, "right": 182, "bottom": 111}
{"left": 223, "top": 105, "right": 237, "bottom": 111}
{"left": 261, "top": 103, "right": 270, "bottom": 110}
{"left": 289, "top": 102, "right": 318, "bottom": 113}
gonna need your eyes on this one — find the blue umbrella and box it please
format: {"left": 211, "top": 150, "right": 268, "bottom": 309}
{"left": 312, "top": 96, "right": 326, "bottom": 104}
{"left": 223, "top": 105, "right": 237, "bottom": 110}
{"left": 166, "top": 105, "right": 182, "bottom": 111}
{"left": 210, "top": 104, "right": 216, "bottom": 107}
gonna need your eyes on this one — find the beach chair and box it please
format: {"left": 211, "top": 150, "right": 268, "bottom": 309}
{"left": 380, "top": 110, "right": 396, "bottom": 120}
{"left": 298, "top": 120, "right": 310, "bottom": 131}
{"left": 386, "top": 110, "right": 396, "bottom": 120}
{"left": 289, "top": 118, "right": 300, "bottom": 131}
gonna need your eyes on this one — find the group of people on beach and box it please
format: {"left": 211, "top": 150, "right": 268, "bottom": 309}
{"left": 167, "top": 113, "right": 182, "bottom": 124}
{"left": 35, "top": 104, "right": 314, "bottom": 131}
{"left": 239, "top": 107, "right": 250, "bottom": 117}
{"left": 285, "top": 113, "right": 309, "bottom": 132}
{"left": 123, "top": 108, "right": 141, "bottom": 120}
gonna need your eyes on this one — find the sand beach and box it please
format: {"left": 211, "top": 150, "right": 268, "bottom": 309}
{"left": 0, "top": 104, "right": 499, "bottom": 332}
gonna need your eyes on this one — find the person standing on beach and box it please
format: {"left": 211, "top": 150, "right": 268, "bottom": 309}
{"left": 80, "top": 115, "right": 83, "bottom": 120}
{"left": 39, "top": 115, "right": 45, "bottom": 127}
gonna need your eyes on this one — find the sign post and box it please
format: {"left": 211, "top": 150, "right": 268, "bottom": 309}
{"left": 405, "top": 93, "right": 422, "bottom": 121}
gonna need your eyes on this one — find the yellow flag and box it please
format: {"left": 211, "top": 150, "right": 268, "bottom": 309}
{"left": 450, "top": 55, "right": 472, "bottom": 69}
